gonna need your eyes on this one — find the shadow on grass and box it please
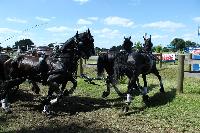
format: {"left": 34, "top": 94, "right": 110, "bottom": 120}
{"left": 8, "top": 89, "right": 35, "bottom": 103}
{"left": 124, "top": 88, "right": 177, "bottom": 116}
{"left": 11, "top": 120, "right": 116, "bottom": 133}
{"left": 19, "top": 95, "right": 112, "bottom": 115}
{"left": 147, "top": 88, "right": 176, "bottom": 107}
{"left": 0, "top": 113, "right": 18, "bottom": 126}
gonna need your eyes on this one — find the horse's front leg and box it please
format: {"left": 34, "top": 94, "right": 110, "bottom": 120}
{"left": 29, "top": 80, "right": 40, "bottom": 94}
{"left": 123, "top": 76, "right": 138, "bottom": 113}
{"left": 102, "top": 76, "right": 111, "bottom": 98}
{"left": 68, "top": 76, "right": 77, "bottom": 95}
{"left": 42, "top": 75, "right": 60, "bottom": 114}
{"left": 141, "top": 74, "right": 149, "bottom": 104}
{"left": 1, "top": 78, "right": 25, "bottom": 113}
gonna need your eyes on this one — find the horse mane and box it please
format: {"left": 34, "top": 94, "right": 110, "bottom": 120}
{"left": 60, "top": 37, "right": 77, "bottom": 53}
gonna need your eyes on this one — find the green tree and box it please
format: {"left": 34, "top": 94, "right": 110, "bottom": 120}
{"left": 162, "top": 47, "right": 169, "bottom": 52}
{"left": 134, "top": 41, "right": 142, "bottom": 51}
{"left": 13, "top": 39, "right": 34, "bottom": 51}
{"left": 155, "top": 45, "right": 162, "bottom": 53}
{"left": 95, "top": 47, "right": 101, "bottom": 55}
{"left": 48, "top": 43, "right": 55, "bottom": 48}
{"left": 171, "top": 38, "right": 185, "bottom": 51}
{"left": 185, "top": 40, "right": 197, "bottom": 47}
{"left": 110, "top": 45, "right": 122, "bottom": 52}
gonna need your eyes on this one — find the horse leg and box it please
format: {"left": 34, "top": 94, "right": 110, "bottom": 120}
{"left": 152, "top": 69, "right": 165, "bottom": 93}
{"left": 1, "top": 96, "right": 10, "bottom": 113}
{"left": 123, "top": 77, "right": 138, "bottom": 113}
{"left": 30, "top": 80, "right": 40, "bottom": 94}
{"left": 112, "top": 75, "right": 124, "bottom": 97}
{"left": 1, "top": 78, "right": 25, "bottom": 113}
{"left": 102, "top": 76, "right": 111, "bottom": 98}
{"left": 68, "top": 76, "right": 77, "bottom": 95}
{"left": 141, "top": 74, "right": 149, "bottom": 104}
{"left": 61, "top": 81, "right": 71, "bottom": 96}
{"left": 43, "top": 74, "right": 61, "bottom": 114}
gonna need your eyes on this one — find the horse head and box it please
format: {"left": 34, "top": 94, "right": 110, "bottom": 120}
{"left": 122, "top": 36, "right": 133, "bottom": 52}
{"left": 76, "top": 29, "right": 95, "bottom": 59}
{"left": 143, "top": 35, "right": 153, "bottom": 47}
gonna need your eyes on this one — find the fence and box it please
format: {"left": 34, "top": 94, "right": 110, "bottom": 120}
{"left": 153, "top": 53, "right": 162, "bottom": 68}
{"left": 78, "top": 53, "right": 171, "bottom": 76}
{"left": 177, "top": 54, "right": 200, "bottom": 93}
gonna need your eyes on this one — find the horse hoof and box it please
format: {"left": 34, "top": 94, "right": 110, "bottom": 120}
{"left": 102, "top": 91, "right": 109, "bottom": 98}
{"left": 142, "top": 95, "right": 149, "bottom": 104}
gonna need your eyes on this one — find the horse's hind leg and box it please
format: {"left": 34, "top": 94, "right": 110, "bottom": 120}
{"left": 102, "top": 76, "right": 111, "bottom": 98}
{"left": 152, "top": 69, "right": 165, "bottom": 93}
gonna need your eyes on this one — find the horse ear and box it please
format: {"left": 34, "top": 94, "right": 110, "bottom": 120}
{"left": 143, "top": 36, "right": 146, "bottom": 40}
{"left": 76, "top": 31, "right": 78, "bottom": 37}
{"left": 129, "top": 36, "right": 131, "bottom": 40}
{"left": 124, "top": 36, "right": 125, "bottom": 39}
{"left": 149, "top": 35, "right": 151, "bottom": 41}
{"left": 88, "top": 28, "right": 90, "bottom": 34}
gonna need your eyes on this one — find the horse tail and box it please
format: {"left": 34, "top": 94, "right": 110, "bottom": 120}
{"left": 97, "top": 54, "right": 106, "bottom": 77}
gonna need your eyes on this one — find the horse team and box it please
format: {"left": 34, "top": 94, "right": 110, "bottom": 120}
{"left": 0, "top": 29, "right": 164, "bottom": 114}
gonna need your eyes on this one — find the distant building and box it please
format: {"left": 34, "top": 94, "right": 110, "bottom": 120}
{"left": 37, "top": 46, "right": 53, "bottom": 56}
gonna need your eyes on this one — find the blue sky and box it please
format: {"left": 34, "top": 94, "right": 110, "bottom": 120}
{"left": 0, "top": 0, "right": 200, "bottom": 48}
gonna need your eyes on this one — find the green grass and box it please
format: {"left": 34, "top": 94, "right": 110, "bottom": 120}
{"left": 1, "top": 63, "right": 200, "bottom": 133}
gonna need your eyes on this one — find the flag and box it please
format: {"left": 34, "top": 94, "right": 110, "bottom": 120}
{"left": 198, "top": 26, "right": 200, "bottom": 36}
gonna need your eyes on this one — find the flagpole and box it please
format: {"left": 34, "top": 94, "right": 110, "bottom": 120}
{"left": 197, "top": 25, "right": 199, "bottom": 46}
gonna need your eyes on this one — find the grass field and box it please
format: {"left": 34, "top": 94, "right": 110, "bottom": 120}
{"left": 1, "top": 61, "right": 200, "bottom": 133}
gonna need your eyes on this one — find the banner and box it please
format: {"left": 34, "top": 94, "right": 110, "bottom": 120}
{"left": 162, "top": 54, "right": 175, "bottom": 62}
{"left": 187, "top": 47, "right": 200, "bottom": 54}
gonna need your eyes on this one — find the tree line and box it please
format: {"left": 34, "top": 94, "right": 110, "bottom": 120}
{"left": 0, "top": 38, "right": 199, "bottom": 54}
{"left": 95, "top": 38, "right": 199, "bottom": 54}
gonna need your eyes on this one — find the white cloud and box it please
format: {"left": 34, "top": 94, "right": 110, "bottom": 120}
{"left": 142, "top": 21, "right": 186, "bottom": 31}
{"left": 94, "top": 28, "right": 121, "bottom": 39}
{"left": 6, "top": 17, "right": 27, "bottom": 24}
{"left": 104, "top": 16, "right": 134, "bottom": 27}
{"left": 0, "top": 28, "right": 20, "bottom": 33}
{"left": 88, "top": 17, "right": 98, "bottom": 21}
{"left": 193, "top": 17, "right": 200, "bottom": 23}
{"left": 73, "top": 0, "right": 89, "bottom": 5}
{"left": 45, "top": 26, "right": 72, "bottom": 33}
{"left": 151, "top": 34, "right": 168, "bottom": 39}
{"left": 77, "top": 19, "right": 93, "bottom": 25}
{"left": 182, "top": 32, "right": 197, "bottom": 41}
{"left": 35, "top": 16, "right": 51, "bottom": 22}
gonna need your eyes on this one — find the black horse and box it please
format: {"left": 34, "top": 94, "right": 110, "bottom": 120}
{"left": 97, "top": 51, "right": 124, "bottom": 98}
{"left": 97, "top": 37, "right": 142, "bottom": 98}
{"left": 111, "top": 36, "right": 165, "bottom": 112}
{"left": 2, "top": 29, "right": 95, "bottom": 114}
